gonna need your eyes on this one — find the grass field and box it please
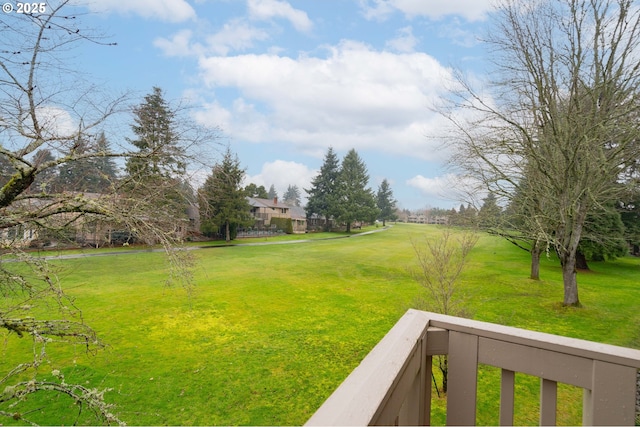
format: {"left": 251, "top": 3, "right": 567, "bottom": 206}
{"left": 2, "top": 223, "right": 640, "bottom": 425}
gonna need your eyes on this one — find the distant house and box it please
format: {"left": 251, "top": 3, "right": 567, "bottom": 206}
{"left": 306, "top": 213, "right": 334, "bottom": 231}
{"left": 0, "top": 192, "right": 198, "bottom": 248}
{"left": 407, "top": 212, "right": 449, "bottom": 225}
{"left": 407, "top": 214, "right": 426, "bottom": 224}
{"left": 289, "top": 205, "right": 307, "bottom": 234}
{"left": 247, "top": 197, "right": 307, "bottom": 233}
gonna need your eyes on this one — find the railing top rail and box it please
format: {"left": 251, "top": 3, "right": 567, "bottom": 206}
{"left": 305, "top": 309, "right": 430, "bottom": 426}
{"left": 418, "top": 309, "right": 640, "bottom": 369}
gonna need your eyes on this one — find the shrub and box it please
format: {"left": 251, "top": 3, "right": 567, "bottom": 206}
{"left": 269, "top": 217, "right": 293, "bottom": 234}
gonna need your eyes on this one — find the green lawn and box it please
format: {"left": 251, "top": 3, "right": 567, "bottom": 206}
{"left": 2, "top": 223, "right": 639, "bottom": 425}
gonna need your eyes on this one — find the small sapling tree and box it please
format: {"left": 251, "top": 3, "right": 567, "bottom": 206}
{"left": 409, "top": 228, "right": 478, "bottom": 394}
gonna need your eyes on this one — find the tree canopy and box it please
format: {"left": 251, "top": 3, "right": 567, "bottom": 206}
{"left": 305, "top": 147, "right": 340, "bottom": 228}
{"left": 283, "top": 184, "right": 302, "bottom": 206}
{"left": 54, "top": 132, "right": 118, "bottom": 193}
{"left": 244, "top": 183, "right": 269, "bottom": 199}
{"left": 125, "top": 86, "right": 185, "bottom": 179}
{"left": 333, "top": 149, "right": 379, "bottom": 232}
{"left": 376, "top": 178, "right": 398, "bottom": 226}
{"left": 199, "top": 147, "right": 252, "bottom": 242}
{"left": 446, "top": 0, "right": 640, "bottom": 306}
{"left": 267, "top": 184, "right": 278, "bottom": 200}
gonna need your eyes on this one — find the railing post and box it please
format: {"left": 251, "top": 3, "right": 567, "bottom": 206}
{"left": 583, "top": 360, "right": 637, "bottom": 426}
{"left": 423, "top": 326, "right": 450, "bottom": 426}
{"left": 446, "top": 331, "right": 478, "bottom": 426}
{"left": 421, "top": 329, "right": 431, "bottom": 426}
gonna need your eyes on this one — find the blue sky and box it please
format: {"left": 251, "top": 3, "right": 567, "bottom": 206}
{"left": 68, "top": 0, "right": 495, "bottom": 210}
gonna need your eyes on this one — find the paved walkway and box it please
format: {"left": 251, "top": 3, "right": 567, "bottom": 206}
{"left": 16, "top": 226, "right": 392, "bottom": 261}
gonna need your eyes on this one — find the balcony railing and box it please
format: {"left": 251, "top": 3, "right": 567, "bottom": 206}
{"left": 305, "top": 309, "right": 640, "bottom": 426}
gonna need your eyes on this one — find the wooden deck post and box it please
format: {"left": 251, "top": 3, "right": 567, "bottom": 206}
{"left": 583, "top": 360, "right": 637, "bottom": 426}
{"left": 446, "top": 331, "right": 478, "bottom": 426}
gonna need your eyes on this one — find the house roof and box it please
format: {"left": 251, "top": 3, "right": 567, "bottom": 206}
{"left": 247, "top": 197, "right": 289, "bottom": 209}
{"left": 247, "top": 197, "right": 307, "bottom": 221}
{"left": 289, "top": 205, "right": 306, "bottom": 220}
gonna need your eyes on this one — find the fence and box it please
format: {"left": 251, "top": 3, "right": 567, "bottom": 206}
{"left": 306, "top": 309, "right": 640, "bottom": 426}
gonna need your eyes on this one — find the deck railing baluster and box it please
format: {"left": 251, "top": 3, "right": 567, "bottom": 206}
{"left": 500, "top": 369, "right": 515, "bottom": 426}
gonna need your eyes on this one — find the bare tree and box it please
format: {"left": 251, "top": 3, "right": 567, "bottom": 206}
{"left": 409, "top": 228, "right": 478, "bottom": 394}
{"left": 444, "top": 0, "right": 640, "bottom": 306}
{"left": 0, "top": 2, "right": 214, "bottom": 423}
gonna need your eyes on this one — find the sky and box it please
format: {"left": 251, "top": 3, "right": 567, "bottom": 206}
{"left": 48, "top": 0, "right": 497, "bottom": 210}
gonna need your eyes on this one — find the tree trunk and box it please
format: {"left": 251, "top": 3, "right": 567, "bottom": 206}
{"left": 225, "top": 221, "right": 230, "bottom": 242}
{"left": 530, "top": 243, "right": 541, "bottom": 280}
{"left": 346, "top": 222, "right": 351, "bottom": 233}
{"left": 560, "top": 251, "right": 580, "bottom": 306}
{"left": 557, "top": 208, "right": 587, "bottom": 307}
{"left": 439, "top": 356, "right": 448, "bottom": 394}
{"left": 576, "top": 250, "right": 589, "bottom": 270}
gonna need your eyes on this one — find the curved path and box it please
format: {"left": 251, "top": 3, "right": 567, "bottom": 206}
{"left": 26, "top": 225, "right": 393, "bottom": 261}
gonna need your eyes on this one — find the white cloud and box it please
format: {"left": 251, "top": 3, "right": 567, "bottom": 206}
{"left": 244, "top": 160, "right": 316, "bottom": 201}
{"left": 386, "top": 26, "right": 418, "bottom": 53}
{"left": 407, "top": 174, "right": 454, "bottom": 198}
{"left": 205, "top": 19, "right": 271, "bottom": 55}
{"left": 36, "top": 106, "right": 77, "bottom": 139}
{"left": 193, "top": 100, "right": 235, "bottom": 133}
{"left": 154, "top": 29, "right": 201, "bottom": 57}
{"left": 83, "top": 0, "right": 196, "bottom": 22}
{"left": 195, "top": 40, "right": 455, "bottom": 160}
{"left": 437, "top": 18, "right": 480, "bottom": 48}
{"left": 247, "top": 0, "right": 313, "bottom": 32}
{"left": 407, "top": 173, "right": 486, "bottom": 207}
{"left": 360, "top": 0, "right": 493, "bottom": 22}
{"left": 154, "top": 19, "right": 271, "bottom": 57}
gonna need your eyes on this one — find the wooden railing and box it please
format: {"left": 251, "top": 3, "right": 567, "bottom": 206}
{"left": 305, "top": 309, "right": 640, "bottom": 426}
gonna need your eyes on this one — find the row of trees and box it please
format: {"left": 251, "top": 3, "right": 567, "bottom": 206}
{"left": 448, "top": 192, "right": 631, "bottom": 274}
{"left": 245, "top": 182, "right": 302, "bottom": 206}
{"left": 0, "top": 85, "right": 202, "bottom": 247}
{"left": 306, "top": 147, "right": 397, "bottom": 231}
{"left": 0, "top": 132, "right": 119, "bottom": 194}
{"left": 446, "top": 0, "right": 640, "bottom": 306}
{"left": 198, "top": 146, "right": 399, "bottom": 240}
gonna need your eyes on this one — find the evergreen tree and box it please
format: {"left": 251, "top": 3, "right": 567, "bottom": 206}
{"left": 305, "top": 147, "right": 340, "bottom": 229}
{"left": 478, "top": 192, "right": 502, "bottom": 229}
{"left": 376, "top": 178, "right": 397, "bottom": 226}
{"left": 54, "top": 140, "right": 93, "bottom": 192}
{"left": 460, "top": 203, "right": 477, "bottom": 228}
{"left": 577, "top": 205, "right": 628, "bottom": 268}
{"left": 90, "top": 132, "right": 119, "bottom": 192}
{"left": 123, "top": 87, "right": 190, "bottom": 226}
{"left": 283, "top": 184, "right": 301, "bottom": 206}
{"left": 125, "top": 87, "right": 185, "bottom": 179}
{"left": 334, "top": 149, "right": 379, "bottom": 232}
{"left": 267, "top": 184, "right": 278, "bottom": 200}
{"left": 244, "top": 183, "right": 269, "bottom": 198}
{"left": 54, "top": 132, "right": 118, "bottom": 193}
{"left": 199, "top": 148, "right": 252, "bottom": 242}
{"left": 30, "top": 149, "right": 58, "bottom": 193}
{"left": 619, "top": 195, "right": 640, "bottom": 255}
